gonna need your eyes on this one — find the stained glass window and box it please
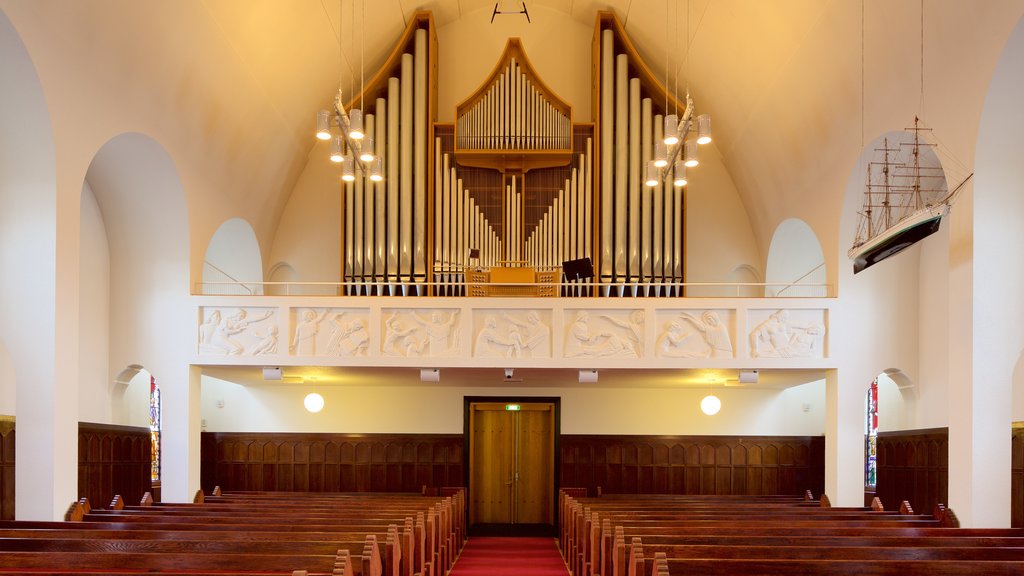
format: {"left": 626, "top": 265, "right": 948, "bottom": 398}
{"left": 865, "top": 378, "right": 878, "bottom": 488}
{"left": 150, "top": 375, "right": 161, "bottom": 483}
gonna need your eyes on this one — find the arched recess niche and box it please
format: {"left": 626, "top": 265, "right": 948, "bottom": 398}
{"left": 202, "top": 218, "right": 263, "bottom": 295}
{"left": 765, "top": 219, "right": 826, "bottom": 297}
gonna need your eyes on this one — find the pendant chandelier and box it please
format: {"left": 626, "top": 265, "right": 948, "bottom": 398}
{"left": 315, "top": 0, "right": 381, "bottom": 183}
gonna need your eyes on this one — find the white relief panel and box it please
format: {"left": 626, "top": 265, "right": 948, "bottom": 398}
{"left": 748, "top": 309, "right": 827, "bottom": 358}
{"left": 289, "top": 308, "right": 370, "bottom": 357}
{"left": 656, "top": 310, "right": 734, "bottom": 358}
{"left": 563, "top": 310, "right": 642, "bottom": 358}
{"left": 381, "top": 309, "right": 461, "bottom": 358}
{"left": 198, "top": 307, "right": 277, "bottom": 355}
{"left": 474, "top": 310, "right": 552, "bottom": 359}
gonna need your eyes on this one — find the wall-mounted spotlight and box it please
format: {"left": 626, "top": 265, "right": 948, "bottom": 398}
{"left": 420, "top": 368, "right": 440, "bottom": 382}
{"left": 579, "top": 369, "right": 598, "bottom": 383}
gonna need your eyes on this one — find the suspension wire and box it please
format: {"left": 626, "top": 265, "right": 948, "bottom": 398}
{"left": 919, "top": 0, "right": 925, "bottom": 119}
{"left": 861, "top": 0, "right": 864, "bottom": 148}
{"left": 360, "top": 0, "right": 365, "bottom": 112}
{"left": 664, "top": 0, "right": 669, "bottom": 114}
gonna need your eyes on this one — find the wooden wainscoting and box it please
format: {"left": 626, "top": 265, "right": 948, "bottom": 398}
{"left": 78, "top": 422, "right": 153, "bottom": 509}
{"left": 201, "top": 432, "right": 464, "bottom": 493}
{"left": 875, "top": 428, "right": 947, "bottom": 516}
{"left": 0, "top": 419, "right": 13, "bottom": 519}
{"left": 1013, "top": 426, "right": 1024, "bottom": 527}
{"left": 560, "top": 435, "right": 825, "bottom": 497}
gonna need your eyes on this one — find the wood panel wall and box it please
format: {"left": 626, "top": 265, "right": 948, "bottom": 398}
{"left": 201, "top": 433, "right": 464, "bottom": 493}
{"left": 78, "top": 422, "right": 152, "bottom": 509}
{"left": 1013, "top": 427, "right": 1024, "bottom": 528}
{"left": 0, "top": 420, "right": 13, "bottom": 520}
{"left": 875, "top": 428, "right": 947, "bottom": 516}
{"left": 559, "top": 435, "right": 825, "bottom": 497}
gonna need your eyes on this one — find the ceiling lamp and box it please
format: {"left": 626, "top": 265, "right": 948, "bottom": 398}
{"left": 644, "top": 162, "right": 659, "bottom": 187}
{"left": 700, "top": 394, "right": 721, "bottom": 416}
{"left": 696, "top": 113, "right": 712, "bottom": 145}
{"left": 663, "top": 114, "right": 679, "bottom": 146}
{"left": 673, "top": 160, "right": 687, "bottom": 187}
{"left": 369, "top": 158, "right": 383, "bottom": 182}
{"left": 654, "top": 141, "right": 669, "bottom": 168}
{"left": 341, "top": 157, "right": 355, "bottom": 182}
{"left": 683, "top": 140, "right": 699, "bottom": 168}
{"left": 315, "top": 0, "right": 379, "bottom": 183}
{"left": 330, "top": 136, "right": 344, "bottom": 163}
{"left": 359, "top": 136, "right": 375, "bottom": 162}
{"left": 303, "top": 392, "right": 325, "bottom": 413}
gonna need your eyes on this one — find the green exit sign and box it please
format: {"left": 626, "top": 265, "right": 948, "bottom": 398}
{"left": 505, "top": 404, "right": 521, "bottom": 411}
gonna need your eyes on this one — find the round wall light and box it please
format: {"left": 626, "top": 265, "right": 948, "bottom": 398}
{"left": 700, "top": 394, "right": 722, "bottom": 416}
{"left": 303, "top": 392, "right": 325, "bottom": 413}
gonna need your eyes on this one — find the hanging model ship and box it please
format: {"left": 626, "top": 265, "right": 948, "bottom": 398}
{"left": 848, "top": 117, "right": 971, "bottom": 274}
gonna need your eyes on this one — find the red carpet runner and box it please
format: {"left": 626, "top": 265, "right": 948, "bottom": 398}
{"left": 449, "top": 537, "right": 571, "bottom": 576}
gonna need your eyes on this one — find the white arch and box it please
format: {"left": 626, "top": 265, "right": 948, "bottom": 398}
{"left": 84, "top": 132, "right": 195, "bottom": 502}
{"left": 765, "top": 218, "right": 826, "bottom": 297}
{"left": 202, "top": 218, "right": 263, "bottom": 295}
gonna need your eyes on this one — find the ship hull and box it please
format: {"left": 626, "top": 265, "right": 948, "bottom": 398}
{"left": 849, "top": 205, "right": 948, "bottom": 274}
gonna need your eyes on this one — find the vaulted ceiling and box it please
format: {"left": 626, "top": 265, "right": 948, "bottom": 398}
{"left": 3, "top": 0, "right": 1022, "bottom": 282}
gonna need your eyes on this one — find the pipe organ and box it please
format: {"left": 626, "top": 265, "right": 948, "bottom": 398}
{"left": 342, "top": 13, "right": 435, "bottom": 296}
{"left": 338, "top": 11, "right": 692, "bottom": 297}
{"left": 595, "top": 13, "right": 688, "bottom": 296}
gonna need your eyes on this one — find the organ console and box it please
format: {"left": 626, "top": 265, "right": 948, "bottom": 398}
{"left": 337, "top": 11, "right": 693, "bottom": 298}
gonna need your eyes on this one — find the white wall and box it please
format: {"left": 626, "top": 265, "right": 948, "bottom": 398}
{"left": 766, "top": 219, "right": 826, "bottom": 297}
{"left": 203, "top": 218, "right": 264, "bottom": 295}
{"left": 79, "top": 180, "right": 111, "bottom": 424}
{"left": 0, "top": 343, "right": 12, "bottom": 416}
{"left": 684, "top": 143, "right": 761, "bottom": 296}
{"left": 436, "top": 5, "right": 592, "bottom": 123}
{"left": 201, "top": 375, "right": 824, "bottom": 437}
{"left": 266, "top": 138, "right": 341, "bottom": 293}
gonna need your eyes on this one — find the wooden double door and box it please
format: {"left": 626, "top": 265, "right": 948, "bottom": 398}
{"left": 468, "top": 401, "right": 555, "bottom": 526}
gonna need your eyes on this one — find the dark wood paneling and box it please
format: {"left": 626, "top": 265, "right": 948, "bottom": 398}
{"left": 0, "top": 420, "right": 13, "bottom": 520}
{"left": 202, "top": 432, "right": 464, "bottom": 493}
{"left": 560, "top": 435, "right": 824, "bottom": 497}
{"left": 78, "top": 422, "right": 152, "bottom": 510}
{"left": 1013, "top": 428, "right": 1023, "bottom": 528}
{"left": 876, "top": 428, "right": 947, "bottom": 516}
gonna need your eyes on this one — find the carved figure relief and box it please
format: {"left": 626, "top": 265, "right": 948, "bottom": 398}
{"left": 474, "top": 311, "right": 551, "bottom": 359}
{"left": 564, "top": 310, "right": 640, "bottom": 358}
{"left": 656, "top": 310, "right": 734, "bottom": 358}
{"left": 198, "top": 307, "right": 275, "bottom": 355}
{"left": 382, "top": 310, "right": 460, "bottom": 357}
{"left": 325, "top": 312, "right": 369, "bottom": 357}
{"left": 749, "top": 309, "right": 826, "bottom": 358}
{"left": 291, "top": 309, "right": 329, "bottom": 355}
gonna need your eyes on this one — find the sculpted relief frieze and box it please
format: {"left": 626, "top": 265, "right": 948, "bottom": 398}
{"left": 199, "top": 307, "right": 277, "bottom": 355}
{"left": 749, "top": 309, "right": 827, "bottom": 358}
{"left": 474, "top": 310, "right": 552, "bottom": 359}
{"left": 382, "top": 309, "right": 461, "bottom": 358}
{"left": 656, "top": 310, "right": 734, "bottom": 358}
{"left": 564, "top": 310, "right": 642, "bottom": 358}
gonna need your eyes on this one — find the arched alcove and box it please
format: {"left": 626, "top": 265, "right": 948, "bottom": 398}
{"left": 765, "top": 218, "right": 826, "bottom": 297}
{"left": 84, "top": 132, "right": 191, "bottom": 501}
{"left": 267, "top": 261, "right": 298, "bottom": 296}
{"left": 728, "top": 264, "right": 762, "bottom": 298}
{"left": 202, "top": 218, "right": 263, "bottom": 295}
{"left": 79, "top": 179, "right": 111, "bottom": 423}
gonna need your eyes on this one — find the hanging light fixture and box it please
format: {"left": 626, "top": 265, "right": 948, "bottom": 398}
{"left": 330, "top": 136, "right": 344, "bottom": 163}
{"left": 369, "top": 158, "right": 383, "bottom": 182}
{"left": 359, "top": 135, "right": 375, "bottom": 162}
{"left": 683, "top": 140, "right": 699, "bottom": 167}
{"left": 654, "top": 141, "right": 669, "bottom": 168}
{"left": 314, "top": 0, "right": 379, "bottom": 182}
{"left": 304, "top": 392, "right": 325, "bottom": 413}
{"left": 696, "top": 113, "right": 712, "bottom": 145}
{"left": 341, "top": 156, "right": 355, "bottom": 182}
{"left": 700, "top": 393, "right": 721, "bottom": 416}
{"left": 663, "top": 114, "right": 679, "bottom": 146}
{"left": 644, "top": 161, "right": 659, "bottom": 187}
{"left": 649, "top": 0, "right": 710, "bottom": 186}
{"left": 673, "top": 160, "right": 687, "bottom": 187}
